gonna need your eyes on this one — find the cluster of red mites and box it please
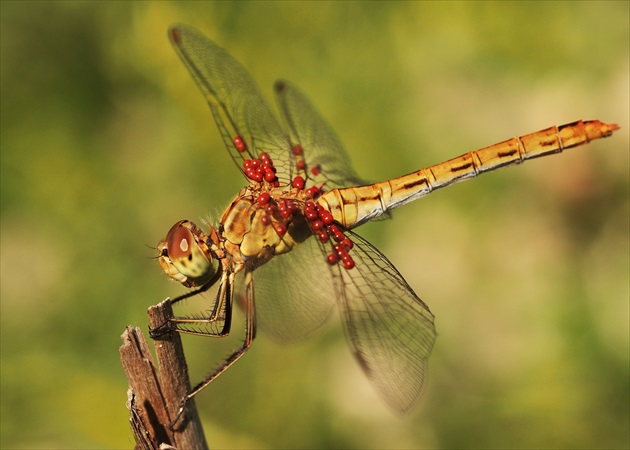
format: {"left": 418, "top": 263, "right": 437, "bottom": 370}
{"left": 256, "top": 192, "right": 299, "bottom": 237}
{"left": 242, "top": 152, "right": 280, "bottom": 187}
{"left": 303, "top": 201, "right": 355, "bottom": 270}
{"left": 241, "top": 138, "right": 352, "bottom": 268}
{"left": 292, "top": 145, "right": 322, "bottom": 194}
{"left": 290, "top": 145, "right": 322, "bottom": 198}
{"left": 233, "top": 136, "right": 279, "bottom": 186}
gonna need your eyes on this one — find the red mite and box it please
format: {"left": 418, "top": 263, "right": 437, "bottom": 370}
{"left": 233, "top": 136, "right": 247, "bottom": 152}
{"left": 292, "top": 176, "right": 305, "bottom": 190}
{"left": 257, "top": 192, "right": 271, "bottom": 205}
{"left": 305, "top": 186, "right": 320, "bottom": 198}
{"left": 274, "top": 223, "right": 287, "bottom": 237}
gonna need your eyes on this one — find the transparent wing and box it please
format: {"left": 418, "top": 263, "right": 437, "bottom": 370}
{"left": 274, "top": 80, "right": 366, "bottom": 189}
{"left": 169, "top": 24, "right": 293, "bottom": 184}
{"left": 330, "top": 230, "right": 437, "bottom": 413}
{"left": 243, "top": 233, "right": 338, "bottom": 343}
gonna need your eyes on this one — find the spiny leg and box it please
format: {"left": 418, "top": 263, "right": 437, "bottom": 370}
{"left": 149, "top": 269, "right": 223, "bottom": 339}
{"left": 168, "top": 270, "right": 233, "bottom": 337}
{"left": 170, "top": 270, "right": 257, "bottom": 428}
{"left": 170, "top": 269, "right": 222, "bottom": 306}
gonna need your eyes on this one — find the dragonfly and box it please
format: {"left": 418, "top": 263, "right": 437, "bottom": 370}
{"left": 154, "top": 24, "right": 619, "bottom": 421}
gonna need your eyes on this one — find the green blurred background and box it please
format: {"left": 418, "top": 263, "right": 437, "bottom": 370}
{"left": 1, "top": 1, "right": 628, "bottom": 448}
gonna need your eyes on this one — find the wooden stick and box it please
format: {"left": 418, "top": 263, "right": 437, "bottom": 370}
{"left": 120, "top": 299, "right": 208, "bottom": 450}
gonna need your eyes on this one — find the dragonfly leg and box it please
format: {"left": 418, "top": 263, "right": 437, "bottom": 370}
{"left": 170, "top": 268, "right": 222, "bottom": 306}
{"left": 149, "top": 269, "right": 224, "bottom": 339}
{"left": 167, "top": 270, "right": 233, "bottom": 337}
{"left": 170, "top": 271, "right": 256, "bottom": 428}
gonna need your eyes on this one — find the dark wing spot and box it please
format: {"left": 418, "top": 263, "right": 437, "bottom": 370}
{"left": 275, "top": 80, "right": 287, "bottom": 93}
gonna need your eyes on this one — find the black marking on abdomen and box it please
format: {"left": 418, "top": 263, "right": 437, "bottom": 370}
{"left": 451, "top": 162, "right": 473, "bottom": 172}
{"left": 498, "top": 149, "right": 517, "bottom": 158}
{"left": 357, "top": 192, "right": 379, "bottom": 200}
{"left": 401, "top": 178, "right": 429, "bottom": 190}
{"left": 558, "top": 121, "right": 579, "bottom": 131}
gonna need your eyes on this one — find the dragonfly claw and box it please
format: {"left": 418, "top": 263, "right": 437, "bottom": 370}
{"left": 148, "top": 318, "right": 176, "bottom": 339}
{"left": 166, "top": 398, "right": 188, "bottom": 430}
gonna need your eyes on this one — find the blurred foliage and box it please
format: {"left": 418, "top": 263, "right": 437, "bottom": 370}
{"left": 1, "top": 1, "right": 628, "bottom": 449}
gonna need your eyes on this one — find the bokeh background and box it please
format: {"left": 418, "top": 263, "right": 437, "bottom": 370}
{"left": 1, "top": 2, "right": 628, "bottom": 449}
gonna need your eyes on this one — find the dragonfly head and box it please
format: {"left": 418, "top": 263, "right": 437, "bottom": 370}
{"left": 158, "top": 220, "right": 217, "bottom": 288}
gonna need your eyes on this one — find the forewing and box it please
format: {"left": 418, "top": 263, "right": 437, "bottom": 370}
{"left": 274, "top": 80, "right": 366, "bottom": 189}
{"left": 169, "top": 25, "right": 292, "bottom": 184}
{"left": 245, "top": 234, "right": 337, "bottom": 343}
{"left": 332, "top": 230, "right": 437, "bottom": 413}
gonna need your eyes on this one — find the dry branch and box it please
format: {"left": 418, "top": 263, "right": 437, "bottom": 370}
{"left": 120, "top": 299, "right": 208, "bottom": 450}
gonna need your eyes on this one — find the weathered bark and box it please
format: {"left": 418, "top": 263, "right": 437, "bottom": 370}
{"left": 120, "top": 299, "right": 208, "bottom": 450}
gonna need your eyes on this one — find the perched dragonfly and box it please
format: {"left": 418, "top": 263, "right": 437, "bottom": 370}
{"left": 154, "top": 24, "right": 618, "bottom": 420}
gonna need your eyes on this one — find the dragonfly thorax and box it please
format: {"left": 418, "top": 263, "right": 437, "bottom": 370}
{"left": 158, "top": 220, "right": 219, "bottom": 288}
{"left": 220, "top": 188, "right": 312, "bottom": 269}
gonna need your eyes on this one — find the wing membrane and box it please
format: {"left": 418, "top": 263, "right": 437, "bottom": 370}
{"left": 247, "top": 234, "right": 337, "bottom": 342}
{"left": 274, "top": 80, "right": 366, "bottom": 189}
{"left": 169, "top": 25, "right": 293, "bottom": 184}
{"left": 331, "top": 230, "right": 437, "bottom": 413}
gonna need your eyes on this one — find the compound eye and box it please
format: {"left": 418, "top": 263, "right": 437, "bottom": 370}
{"left": 166, "top": 223, "right": 195, "bottom": 261}
{"left": 160, "top": 220, "right": 215, "bottom": 283}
